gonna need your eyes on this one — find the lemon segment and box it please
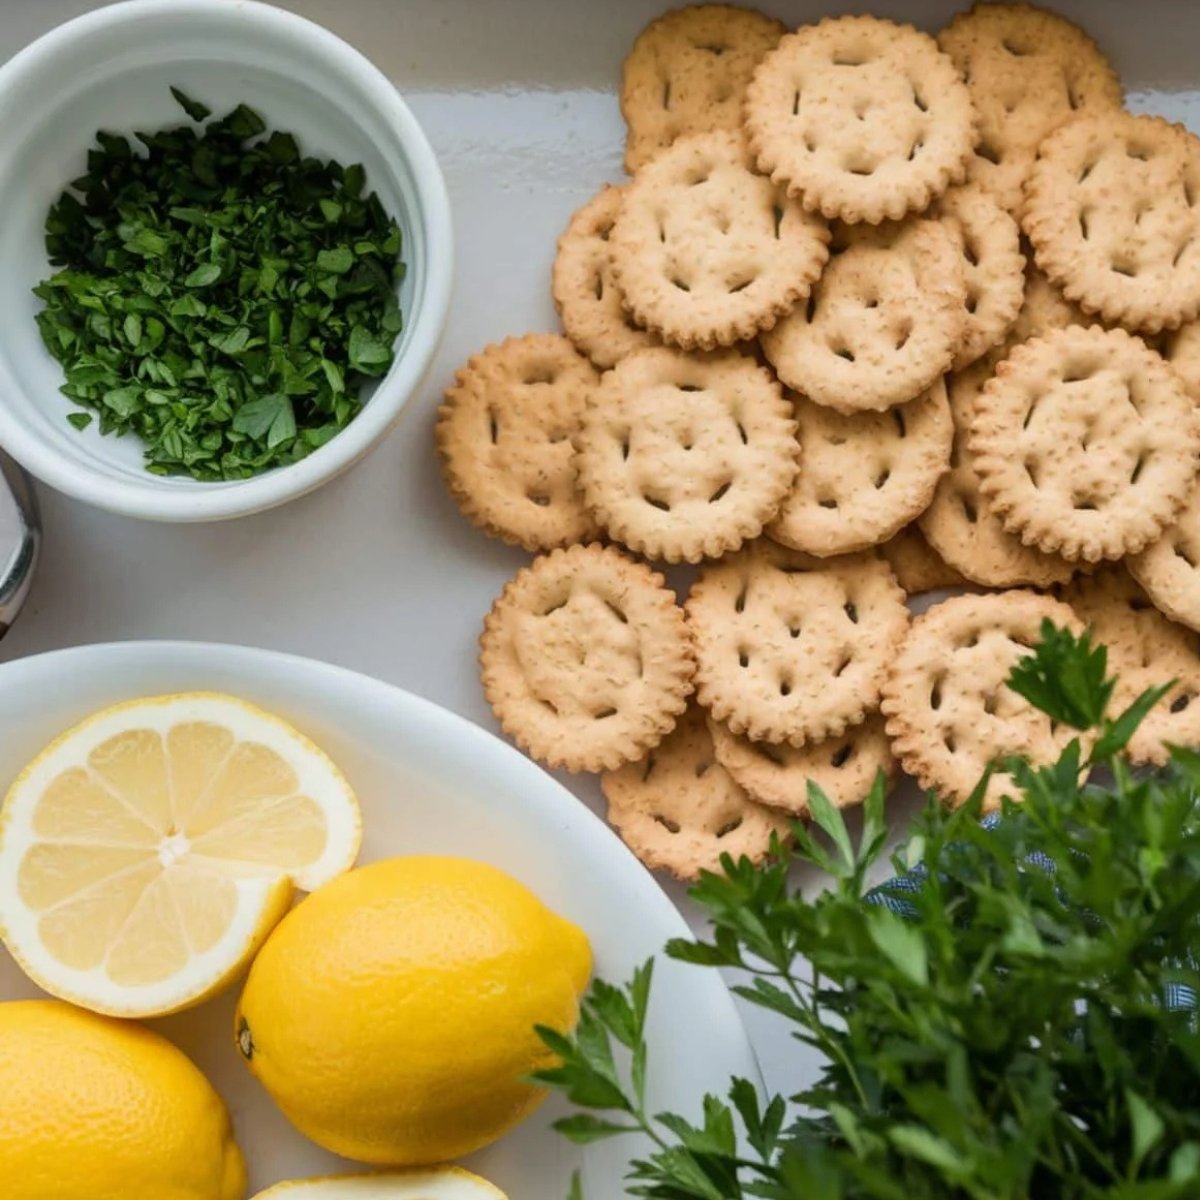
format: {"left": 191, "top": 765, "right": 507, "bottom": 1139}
{"left": 0, "top": 693, "right": 361, "bottom": 1017}
{"left": 251, "top": 1167, "right": 508, "bottom": 1199}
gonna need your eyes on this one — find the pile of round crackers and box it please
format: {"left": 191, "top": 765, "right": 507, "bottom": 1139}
{"left": 436, "top": 1, "right": 1200, "bottom": 881}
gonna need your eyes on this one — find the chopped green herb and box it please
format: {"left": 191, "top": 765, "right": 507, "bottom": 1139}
{"left": 35, "top": 87, "right": 405, "bottom": 481}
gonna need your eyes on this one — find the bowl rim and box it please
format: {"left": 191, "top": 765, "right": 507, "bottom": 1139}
{"left": 0, "top": 0, "right": 454, "bottom": 523}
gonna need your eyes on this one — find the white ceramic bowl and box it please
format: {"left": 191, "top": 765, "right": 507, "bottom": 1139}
{"left": 0, "top": 0, "right": 452, "bottom": 521}
{"left": 0, "top": 641, "right": 760, "bottom": 1197}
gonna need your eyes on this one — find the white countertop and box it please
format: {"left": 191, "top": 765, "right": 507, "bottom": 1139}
{"left": 5, "top": 0, "right": 1199, "bottom": 1107}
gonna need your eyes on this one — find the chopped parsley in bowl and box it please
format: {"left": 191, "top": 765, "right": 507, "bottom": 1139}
{"left": 35, "top": 88, "right": 406, "bottom": 482}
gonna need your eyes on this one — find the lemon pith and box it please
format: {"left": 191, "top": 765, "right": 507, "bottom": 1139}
{"left": 0, "top": 999, "right": 246, "bottom": 1200}
{"left": 0, "top": 692, "right": 362, "bottom": 1017}
{"left": 250, "top": 1167, "right": 507, "bottom": 1198}
{"left": 236, "top": 855, "right": 592, "bottom": 1166}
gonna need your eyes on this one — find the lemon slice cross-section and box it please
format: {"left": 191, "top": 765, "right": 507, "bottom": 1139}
{"left": 0, "top": 693, "right": 361, "bottom": 1018}
{"left": 251, "top": 1169, "right": 508, "bottom": 1199}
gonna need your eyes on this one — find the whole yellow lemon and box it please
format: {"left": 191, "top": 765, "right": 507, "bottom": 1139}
{"left": 235, "top": 855, "right": 592, "bottom": 1165}
{"left": 0, "top": 999, "right": 246, "bottom": 1200}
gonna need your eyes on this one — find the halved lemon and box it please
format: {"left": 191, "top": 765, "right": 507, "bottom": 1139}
{"left": 251, "top": 1169, "right": 508, "bottom": 1199}
{"left": 0, "top": 693, "right": 361, "bottom": 1017}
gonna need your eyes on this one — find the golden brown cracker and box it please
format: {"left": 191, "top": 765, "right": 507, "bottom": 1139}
{"left": 686, "top": 542, "right": 909, "bottom": 746}
{"left": 575, "top": 346, "right": 798, "bottom": 563}
{"left": 479, "top": 544, "right": 695, "bottom": 772}
{"left": 437, "top": 334, "right": 600, "bottom": 551}
{"left": 882, "top": 590, "right": 1087, "bottom": 810}
{"left": 968, "top": 326, "right": 1200, "bottom": 562}
{"left": 875, "top": 525, "right": 969, "bottom": 595}
{"left": 609, "top": 130, "right": 830, "bottom": 350}
{"left": 745, "top": 15, "right": 977, "bottom": 224}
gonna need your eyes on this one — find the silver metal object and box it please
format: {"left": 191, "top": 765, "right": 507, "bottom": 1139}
{"left": 0, "top": 455, "right": 38, "bottom": 637}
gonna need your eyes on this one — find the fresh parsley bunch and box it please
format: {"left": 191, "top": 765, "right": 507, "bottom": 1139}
{"left": 34, "top": 88, "right": 405, "bottom": 480}
{"left": 536, "top": 624, "right": 1200, "bottom": 1199}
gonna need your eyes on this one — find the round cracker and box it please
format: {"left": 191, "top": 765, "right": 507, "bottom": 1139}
{"left": 609, "top": 130, "right": 831, "bottom": 350}
{"left": 1128, "top": 496, "right": 1200, "bottom": 633}
{"left": 603, "top": 703, "right": 789, "bottom": 881}
{"left": 437, "top": 334, "right": 601, "bottom": 551}
{"left": 968, "top": 326, "right": 1200, "bottom": 562}
{"left": 882, "top": 590, "right": 1087, "bottom": 810}
{"left": 1023, "top": 112, "right": 1200, "bottom": 334}
{"left": 875, "top": 525, "right": 969, "bottom": 595}
{"left": 769, "top": 378, "right": 953, "bottom": 556}
{"left": 686, "top": 542, "right": 910, "bottom": 746}
{"left": 480, "top": 544, "right": 695, "bottom": 773}
{"left": 552, "top": 184, "right": 660, "bottom": 370}
{"left": 938, "top": 184, "right": 1026, "bottom": 370}
{"left": 620, "top": 4, "right": 786, "bottom": 174}
{"left": 938, "top": 2, "right": 1123, "bottom": 214}
{"left": 919, "top": 358, "right": 1075, "bottom": 588}
{"left": 744, "top": 15, "right": 978, "bottom": 224}
{"left": 575, "top": 346, "right": 798, "bottom": 563}
{"left": 761, "top": 218, "right": 966, "bottom": 413}
{"left": 708, "top": 712, "right": 895, "bottom": 815}
{"left": 1064, "top": 566, "right": 1200, "bottom": 765}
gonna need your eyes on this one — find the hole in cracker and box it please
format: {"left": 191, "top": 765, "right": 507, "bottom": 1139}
{"left": 1127, "top": 142, "right": 1153, "bottom": 162}
{"left": 738, "top": 648, "right": 750, "bottom": 669}
{"left": 1066, "top": 81, "right": 1082, "bottom": 111}
{"left": 805, "top": 135, "right": 817, "bottom": 153}
{"left": 640, "top": 754, "right": 657, "bottom": 782}
{"left": 1131, "top": 451, "right": 1149, "bottom": 484}
{"left": 1073, "top": 496, "right": 1099, "bottom": 511}
{"left": 805, "top": 293, "right": 817, "bottom": 322}
{"left": 716, "top": 817, "right": 743, "bottom": 839}
{"left": 594, "top": 707, "right": 618, "bottom": 720}
{"left": 620, "top": 431, "right": 631, "bottom": 461}
{"left": 779, "top": 678, "right": 792, "bottom": 697}
{"left": 757, "top": 742, "right": 786, "bottom": 766}
{"left": 671, "top": 276, "right": 691, "bottom": 292}
{"left": 597, "top": 219, "right": 613, "bottom": 242}
{"left": 874, "top": 467, "right": 890, "bottom": 489}
{"left": 1025, "top": 459, "right": 1039, "bottom": 487}
{"left": 833, "top": 346, "right": 856, "bottom": 362}
{"left": 792, "top": 90, "right": 801, "bottom": 116}
{"left": 653, "top": 813, "right": 681, "bottom": 834}
{"left": 735, "top": 585, "right": 748, "bottom": 614}
{"left": 1174, "top": 541, "right": 1197, "bottom": 569}
{"left": 865, "top": 297, "right": 878, "bottom": 309}
{"left": 524, "top": 365, "right": 559, "bottom": 385}
{"left": 1186, "top": 177, "right": 1197, "bottom": 208}
{"left": 844, "top": 601, "right": 859, "bottom": 624}
{"left": 977, "top": 141, "right": 1001, "bottom": 166}
{"left": 687, "top": 169, "right": 711, "bottom": 187}
{"left": 831, "top": 744, "right": 853, "bottom": 768}
{"left": 788, "top": 624, "right": 801, "bottom": 639}
{"left": 1171, "top": 692, "right": 1193, "bottom": 714}
{"left": 695, "top": 760, "right": 711, "bottom": 778}
{"left": 833, "top": 651, "right": 853, "bottom": 678}
{"left": 1063, "top": 363, "right": 1094, "bottom": 384}
{"left": 818, "top": 497, "right": 839, "bottom": 509}
{"left": 661, "top": 79, "right": 671, "bottom": 111}
{"left": 1174, "top": 238, "right": 1195, "bottom": 267}
{"left": 912, "top": 84, "right": 929, "bottom": 113}
{"left": 773, "top": 206, "right": 784, "bottom": 240}
{"left": 728, "top": 273, "right": 758, "bottom": 294}
{"left": 892, "top": 409, "right": 907, "bottom": 438}
{"left": 696, "top": 40, "right": 727, "bottom": 55}
{"left": 1079, "top": 211, "right": 1091, "bottom": 242}
{"left": 848, "top": 162, "right": 877, "bottom": 177}
{"left": 833, "top": 52, "right": 867, "bottom": 67}
{"left": 540, "top": 698, "right": 560, "bottom": 716}
{"left": 715, "top": 83, "right": 734, "bottom": 103}
{"left": 605, "top": 599, "right": 629, "bottom": 625}
{"left": 907, "top": 139, "right": 924, "bottom": 163}
{"left": 984, "top": 693, "right": 998, "bottom": 716}
{"left": 960, "top": 493, "right": 978, "bottom": 523}
{"left": 643, "top": 493, "right": 671, "bottom": 512}
{"left": 1129, "top": 595, "right": 1152, "bottom": 613}
{"left": 488, "top": 408, "right": 499, "bottom": 444}
{"left": 965, "top": 290, "right": 980, "bottom": 316}
{"left": 1079, "top": 160, "right": 1097, "bottom": 184}
{"left": 1124, "top": 380, "right": 1143, "bottom": 414}
{"left": 709, "top": 481, "right": 733, "bottom": 503}
{"left": 735, "top": 419, "right": 748, "bottom": 445}
{"left": 963, "top": 238, "right": 980, "bottom": 269}
{"left": 895, "top": 324, "right": 912, "bottom": 351}
{"left": 944, "top": 732, "right": 958, "bottom": 753}
{"left": 593, "top": 272, "right": 604, "bottom": 301}
{"left": 678, "top": 383, "right": 703, "bottom": 393}
{"left": 1111, "top": 261, "right": 1138, "bottom": 278}
{"left": 1001, "top": 37, "right": 1028, "bottom": 56}
{"left": 528, "top": 492, "right": 551, "bottom": 507}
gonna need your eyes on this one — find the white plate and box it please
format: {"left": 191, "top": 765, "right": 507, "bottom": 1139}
{"left": 0, "top": 641, "right": 760, "bottom": 1198}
